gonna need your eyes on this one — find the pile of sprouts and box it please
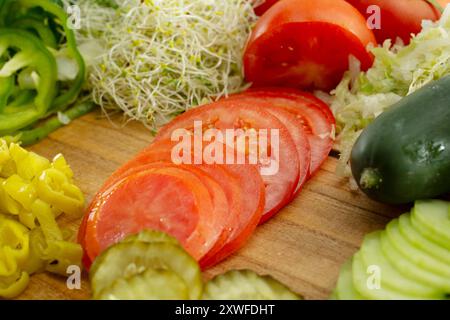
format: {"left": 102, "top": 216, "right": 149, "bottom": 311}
{"left": 71, "top": 0, "right": 258, "bottom": 130}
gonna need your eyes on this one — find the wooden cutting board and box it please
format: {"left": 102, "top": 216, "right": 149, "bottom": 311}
{"left": 18, "top": 110, "right": 401, "bottom": 300}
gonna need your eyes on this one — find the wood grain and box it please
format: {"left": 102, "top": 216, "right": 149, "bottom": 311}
{"left": 18, "top": 110, "right": 401, "bottom": 300}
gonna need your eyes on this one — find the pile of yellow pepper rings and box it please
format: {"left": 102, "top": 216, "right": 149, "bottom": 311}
{"left": 0, "top": 138, "right": 84, "bottom": 298}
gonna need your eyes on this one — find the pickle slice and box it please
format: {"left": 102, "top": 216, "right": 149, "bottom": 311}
{"left": 95, "top": 268, "right": 189, "bottom": 300}
{"left": 90, "top": 242, "right": 202, "bottom": 299}
{"left": 203, "top": 270, "right": 301, "bottom": 300}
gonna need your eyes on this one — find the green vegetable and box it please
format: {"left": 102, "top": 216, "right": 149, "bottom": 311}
{"left": 15, "top": 0, "right": 86, "bottom": 112}
{"left": 0, "top": 28, "right": 57, "bottom": 134}
{"left": 331, "top": 6, "right": 450, "bottom": 175}
{"left": 333, "top": 200, "right": 450, "bottom": 300}
{"left": 70, "top": 0, "right": 257, "bottom": 131}
{"left": 90, "top": 241, "right": 203, "bottom": 300}
{"left": 203, "top": 270, "right": 301, "bottom": 300}
{"left": 95, "top": 268, "right": 189, "bottom": 300}
{"left": 350, "top": 76, "right": 450, "bottom": 204}
{"left": 19, "top": 101, "right": 95, "bottom": 146}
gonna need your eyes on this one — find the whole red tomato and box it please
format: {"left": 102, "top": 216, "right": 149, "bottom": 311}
{"left": 346, "top": 0, "right": 450, "bottom": 44}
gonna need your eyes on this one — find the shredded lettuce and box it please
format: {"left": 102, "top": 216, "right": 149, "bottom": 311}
{"left": 331, "top": 5, "right": 450, "bottom": 176}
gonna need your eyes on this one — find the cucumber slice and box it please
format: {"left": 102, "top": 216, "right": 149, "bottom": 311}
{"left": 203, "top": 270, "right": 301, "bottom": 300}
{"left": 380, "top": 230, "right": 450, "bottom": 295}
{"left": 412, "top": 200, "right": 450, "bottom": 249}
{"left": 398, "top": 214, "right": 450, "bottom": 265}
{"left": 359, "top": 232, "right": 437, "bottom": 298}
{"left": 352, "top": 251, "right": 413, "bottom": 300}
{"left": 334, "top": 259, "right": 364, "bottom": 300}
{"left": 90, "top": 242, "right": 202, "bottom": 299}
{"left": 386, "top": 219, "right": 450, "bottom": 280}
{"left": 123, "top": 229, "right": 180, "bottom": 246}
{"left": 95, "top": 268, "right": 189, "bottom": 300}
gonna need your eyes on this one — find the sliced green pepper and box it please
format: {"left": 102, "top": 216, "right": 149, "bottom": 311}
{"left": 11, "top": 16, "right": 58, "bottom": 49}
{"left": 0, "top": 28, "right": 57, "bottom": 134}
{"left": 17, "top": 0, "right": 86, "bottom": 112}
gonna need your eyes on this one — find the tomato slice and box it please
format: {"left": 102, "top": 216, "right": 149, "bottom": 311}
{"left": 155, "top": 101, "right": 300, "bottom": 222}
{"left": 107, "top": 140, "right": 264, "bottom": 267}
{"left": 84, "top": 163, "right": 228, "bottom": 262}
{"left": 227, "top": 89, "right": 334, "bottom": 176}
{"left": 244, "top": 0, "right": 376, "bottom": 91}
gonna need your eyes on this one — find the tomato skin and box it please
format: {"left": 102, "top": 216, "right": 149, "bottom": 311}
{"left": 254, "top": 0, "right": 279, "bottom": 15}
{"left": 244, "top": 0, "right": 376, "bottom": 91}
{"left": 346, "top": 0, "right": 449, "bottom": 45}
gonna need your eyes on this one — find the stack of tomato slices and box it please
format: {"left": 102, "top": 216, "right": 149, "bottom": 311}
{"left": 79, "top": 89, "right": 335, "bottom": 269}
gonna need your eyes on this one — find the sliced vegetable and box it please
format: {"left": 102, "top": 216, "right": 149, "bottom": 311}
{"left": 84, "top": 164, "right": 225, "bottom": 263}
{"left": 226, "top": 88, "right": 335, "bottom": 177}
{"left": 203, "top": 270, "right": 301, "bottom": 300}
{"left": 90, "top": 241, "right": 203, "bottom": 300}
{"left": 333, "top": 200, "right": 450, "bottom": 300}
{"left": 244, "top": 0, "right": 376, "bottom": 91}
{"left": 155, "top": 101, "right": 300, "bottom": 221}
{"left": 95, "top": 268, "right": 189, "bottom": 300}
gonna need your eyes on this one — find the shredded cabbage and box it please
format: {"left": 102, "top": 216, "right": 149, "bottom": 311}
{"left": 331, "top": 5, "right": 450, "bottom": 175}
{"left": 69, "top": 0, "right": 257, "bottom": 131}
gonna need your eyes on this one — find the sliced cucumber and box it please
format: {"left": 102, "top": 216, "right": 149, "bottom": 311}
{"left": 90, "top": 242, "right": 202, "bottom": 299}
{"left": 380, "top": 231, "right": 450, "bottom": 295}
{"left": 95, "top": 268, "right": 189, "bottom": 300}
{"left": 203, "top": 270, "right": 301, "bottom": 300}
{"left": 352, "top": 251, "right": 413, "bottom": 300}
{"left": 385, "top": 219, "right": 450, "bottom": 280}
{"left": 334, "top": 259, "right": 364, "bottom": 300}
{"left": 359, "top": 232, "right": 437, "bottom": 299}
{"left": 123, "top": 229, "right": 180, "bottom": 246}
{"left": 398, "top": 214, "right": 450, "bottom": 265}
{"left": 412, "top": 200, "right": 450, "bottom": 249}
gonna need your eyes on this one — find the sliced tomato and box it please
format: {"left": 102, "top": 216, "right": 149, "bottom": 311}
{"left": 81, "top": 140, "right": 265, "bottom": 269}
{"left": 244, "top": 0, "right": 376, "bottom": 91}
{"left": 84, "top": 163, "right": 228, "bottom": 263}
{"left": 227, "top": 89, "right": 335, "bottom": 176}
{"left": 155, "top": 101, "right": 300, "bottom": 222}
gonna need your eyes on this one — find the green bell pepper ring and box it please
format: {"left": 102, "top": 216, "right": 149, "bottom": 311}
{"left": 17, "top": 0, "right": 86, "bottom": 112}
{"left": 0, "top": 28, "right": 57, "bottom": 134}
{"left": 11, "top": 16, "right": 58, "bottom": 49}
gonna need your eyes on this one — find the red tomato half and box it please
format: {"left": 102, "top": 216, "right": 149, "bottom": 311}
{"left": 155, "top": 101, "right": 300, "bottom": 222}
{"left": 244, "top": 0, "right": 376, "bottom": 91}
{"left": 346, "top": 0, "right": 449, "bottom": 45}
{"left": 84, "top": 164, "right": 228, "bottom": 263}
{"left": 227, "top": 89, "right": 335, "bottom": 176}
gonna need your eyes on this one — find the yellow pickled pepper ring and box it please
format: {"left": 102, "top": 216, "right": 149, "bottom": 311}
{"left": 36, "top": 168, "right": 84, "bottom": 216}
{"left": 0, "top": 218, "right": 30, "bottom": 276}
{"left": 0, "top": 271, "right": 30, "bottom": 299}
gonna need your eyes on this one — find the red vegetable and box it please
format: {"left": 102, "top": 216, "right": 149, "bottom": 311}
{"left": 244, "top": 0, "right": 376, "bottom": 91}
{"left": 346, "top": 0, "right": 450, "bottom": 45}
